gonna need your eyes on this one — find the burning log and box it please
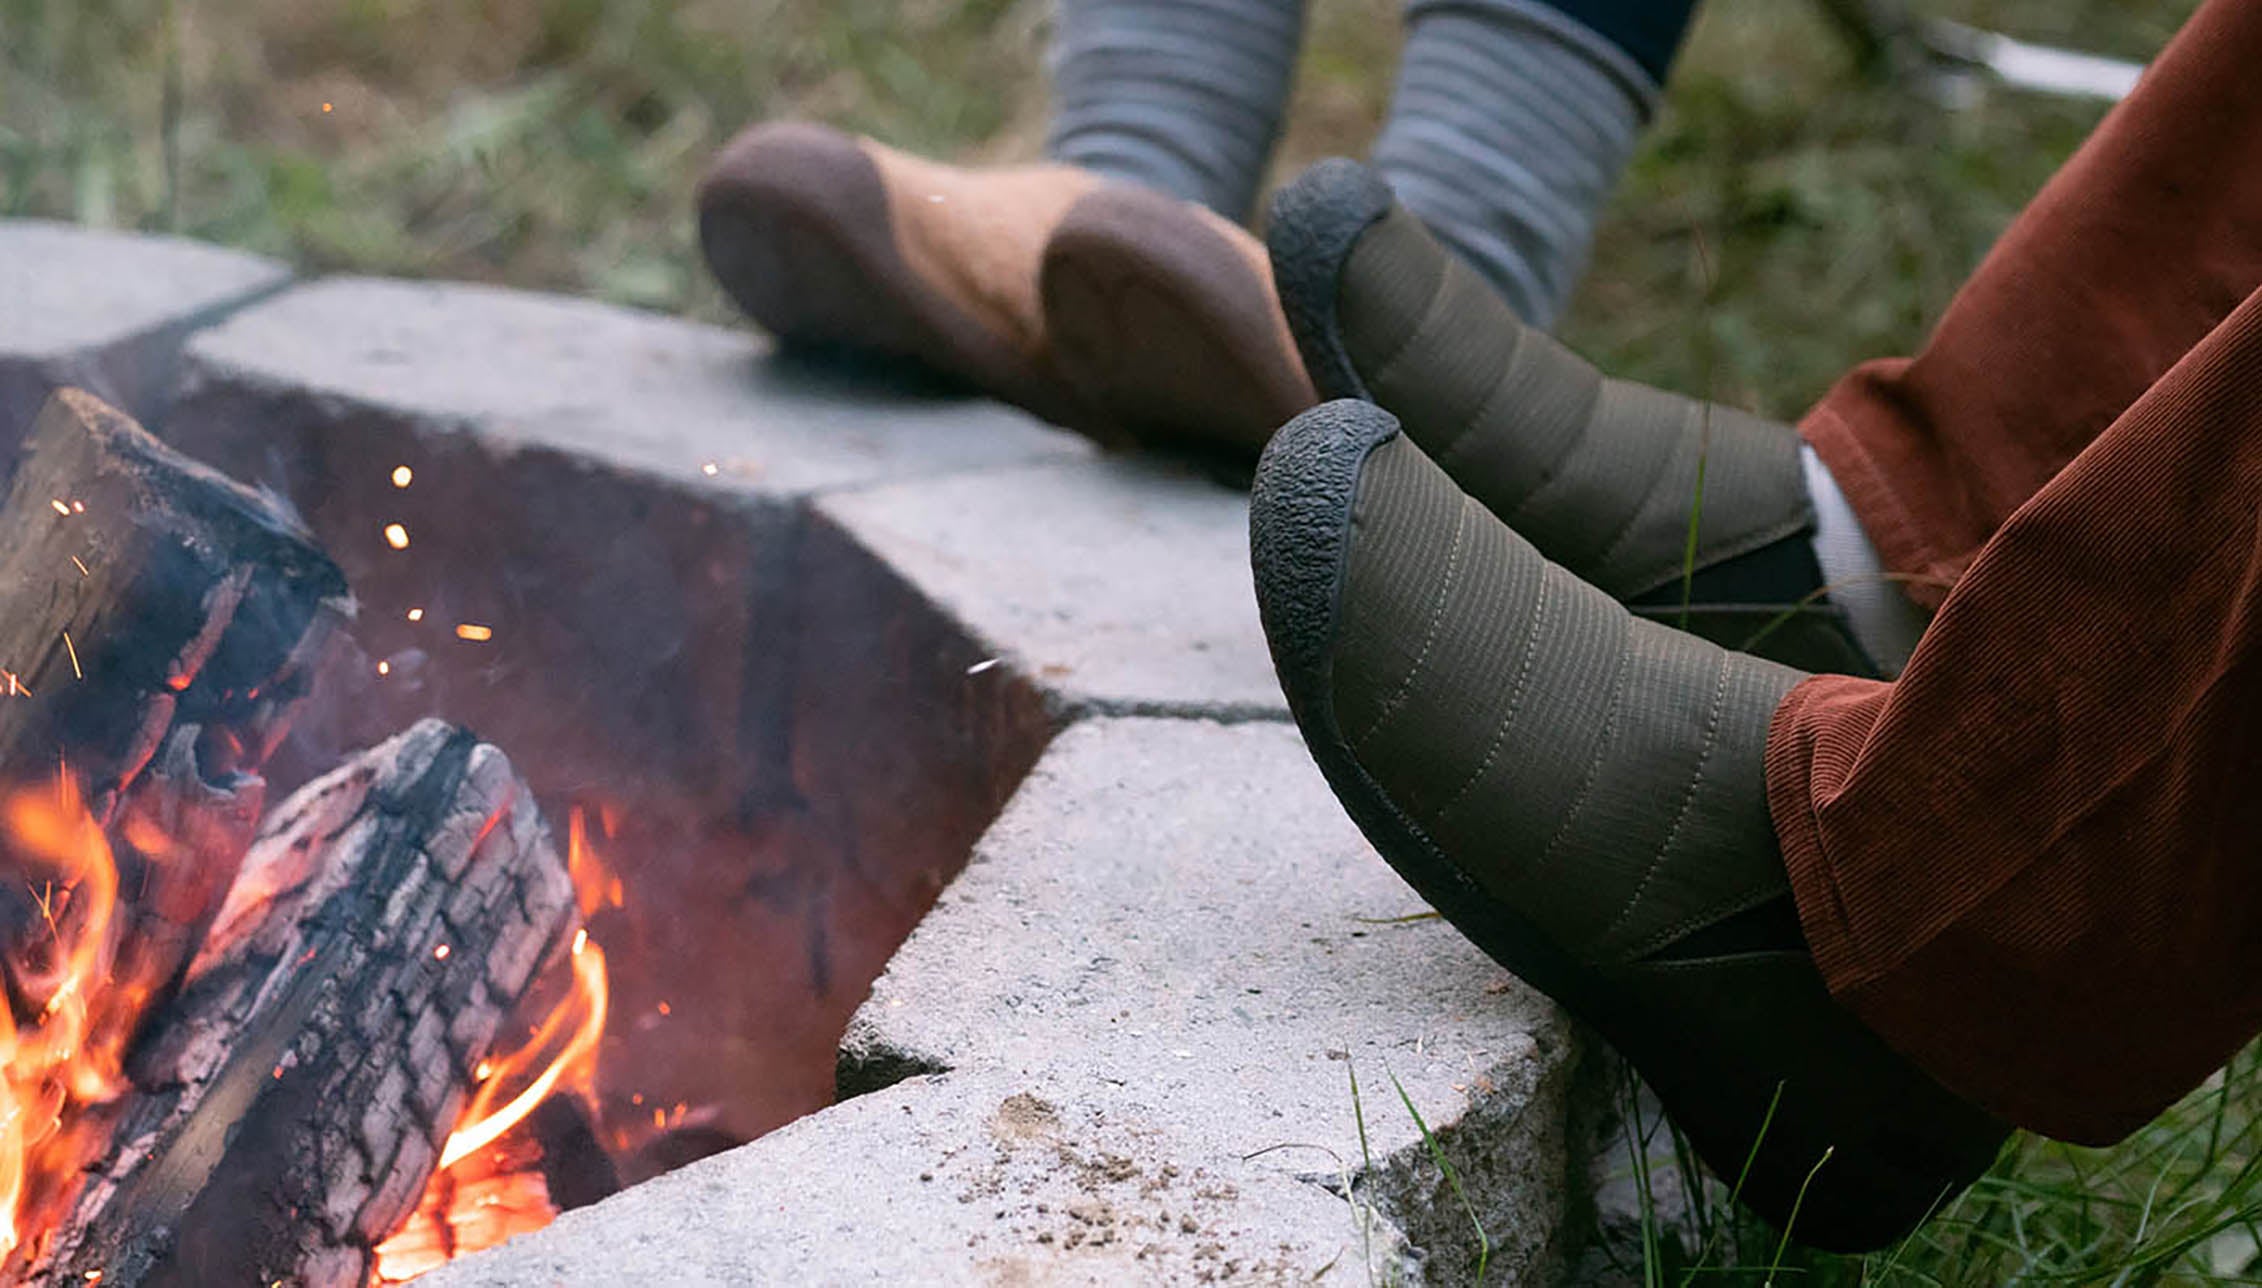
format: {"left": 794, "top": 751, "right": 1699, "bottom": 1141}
{"left": 0, "top": 388, "right": 352, "bottom": 1265}
{"left": 0, "top": 385, "right": 349, "bottom": 1044}
{"left": 0, "top": 386, "right": 350, "bottom": 813}
{"left": 32, "top": 720, "right": 579, "bottom": 1288}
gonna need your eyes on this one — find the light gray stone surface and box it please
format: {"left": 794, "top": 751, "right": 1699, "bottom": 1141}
{"left": 170, "top": 275, "right": 1089, "bottom": 498}
{"left": 0, "top": 219, "right": 287, "bottom": 452}
{"left": 433, "top": 719, "right": 1583, "bottom": 1286}
{"left": 817, "top": 459, "right": 1284, "bottom": 720}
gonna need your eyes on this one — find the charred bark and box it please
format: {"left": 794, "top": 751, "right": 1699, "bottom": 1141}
{"left": 0, "top": 386, "right": 349, "bottom": 812}
{"left": 0, "top": 387, "right": 349, "bottom": 1022}
{"left": 33, "top": 721, "right": 578, "bottom": 1288}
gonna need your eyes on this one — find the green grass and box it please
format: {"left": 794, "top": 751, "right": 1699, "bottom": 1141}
{"left": 1599, "top": 1043, "right": 2262, "bottom": 1285}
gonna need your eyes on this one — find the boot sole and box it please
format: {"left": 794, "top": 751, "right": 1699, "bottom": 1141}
{"left": 1042, "top": 187, "right": 1313, "bottom": 466}
{"left": 696, "top": 122, "right": 1093, "bottom": 434}
{"left": 1249, "top": 400, "right": 2006, "bottom": 1253}
{"left": 1263, "top": 158, "right": 1395, "bottom": 405}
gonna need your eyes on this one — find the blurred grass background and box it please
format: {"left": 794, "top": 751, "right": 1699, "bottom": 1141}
{"left": 0, "top": 0, "right": 2197, "bottom": 417}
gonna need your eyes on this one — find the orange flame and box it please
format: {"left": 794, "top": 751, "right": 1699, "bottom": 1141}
{"left": 0, "top": 775, "right": 140, "bottom": 1265}
{"left": 372, "top": 806, "right": 614, "bottom": 1282}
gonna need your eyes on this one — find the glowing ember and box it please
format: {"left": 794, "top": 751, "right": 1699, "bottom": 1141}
{"left": 453, "top": 624, "right": 493, "bottom": 644}
{"left": 391, "top": 466, "right": 414, "bottom": 489}
{"left": 406, "top": 609, "right": 424, "bottom": 623}
{"left": 47, "top": 501, "right": 69, "bottom": 517}
{"left": 376, "top": 661, "right": 391, "bottom": 677}
{"left": 368, "top": 1134, "right": 554, "bottom": 1286}
{"left": 371, "top": 807, "right": 614, "bottom": 1282}
{"left": 384, "top": 524, "right": 410, "bottom": 550}
{"left": 0, "top": 774, "right": 151, "bottom": 1266}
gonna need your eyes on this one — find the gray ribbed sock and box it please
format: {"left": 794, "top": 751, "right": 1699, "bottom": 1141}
{"left": 1372, "top": 0, "right": 1659, "bottom": 329}
{"left": 1045, "top": 0, "right": 1306, "bottom": 223}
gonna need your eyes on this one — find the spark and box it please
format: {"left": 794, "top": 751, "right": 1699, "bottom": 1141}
{"left": 69, "top": 556, "right": 89, "bottom": 578}
{"left": 406, "top": 607, "right": 424, "bottom": 622}
{"left": 71, "top": 501, "right": 84, "bottom": 514}
{"left": 475, "top": 1059, "right": 493, "bottom": 1081}
{"left": 652, "top": 1108, "right": 665, "bottom": 1130}
{"left": 49, "top": 500, "right": 70, "bottom": 516}
{"left": 321, "top": 102, "right": 333, "bottom": 113}
{"left": 700, "top": 462, "right": 719, "bottom": 477}
{"left": 391, "top": 465, "right": 413, "bottom": 488}
{"left": 656, "top": 1001, "right": 671, "bottom": 1016}
{"left": 572, "top": 927, "right": 589, "bottom": 955}
{"left": 62, "top": 631, "right": 80, "bottom": 681}
{"left": 383, "top": 523, "right": 410, "bottom": 550}
{"left": 432, "top": 944, "right": 450, "bottom": 961}
{"left": 965, "top": 657, "right": 1001, "bottom": 675}
{"left": 376, "top": 660, "right": 391, "bottom": 677}
{"left": 455, "top": 623, "right": 494, "bottom": 643}
{"left": 3, "top": 670, "right": 29, "bottom": 698}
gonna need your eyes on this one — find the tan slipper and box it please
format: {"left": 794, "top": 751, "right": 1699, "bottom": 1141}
{"left": 696, "top": 121, "right": 1110, "bottom": 439}
{"left": 1041, "top": 185, "right": 1315, "bottom": 466}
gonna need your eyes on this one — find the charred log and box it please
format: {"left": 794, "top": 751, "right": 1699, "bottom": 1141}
{"left": 0, "top": 385, "right": 348, "bottom": 1023}
{"left": 0, "top": 386, "right": 349, "bottom": 813}
{"left": 33, "top": 721, "right": 578, "bottom": 1288}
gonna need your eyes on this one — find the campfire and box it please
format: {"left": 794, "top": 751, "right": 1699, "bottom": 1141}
{"left": 0, "top": 389, "right": 652, "bottom": 1285}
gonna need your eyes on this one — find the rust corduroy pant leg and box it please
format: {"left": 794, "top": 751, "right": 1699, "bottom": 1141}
{"left": 1765, "top": 0, "right": 2262, "bottom": 1144}
{"left": 1798, "top": 0, "right": 2262, "bottom": 609}
{"left": 1770, "top": 283, "right": 2262, "bottom": 1145}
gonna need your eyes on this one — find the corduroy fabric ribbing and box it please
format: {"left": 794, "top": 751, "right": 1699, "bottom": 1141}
{"left": 1796, "top": 0, "right": 2262, "bottom": 610}
{"left": 1768, "top": 283, "right": 2262, "bottom": 1145}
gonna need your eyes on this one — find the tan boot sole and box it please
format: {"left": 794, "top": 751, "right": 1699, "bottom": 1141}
{"left": 697, "top": 122, "right": 1098, "bottom": 435}
{"left": 1041, "top": 187, "right": 1315, "bottom": 468}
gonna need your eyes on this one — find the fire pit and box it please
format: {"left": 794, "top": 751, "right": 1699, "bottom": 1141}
{"left": 0, "top": 223, "right": 1591, "bottom": 1286}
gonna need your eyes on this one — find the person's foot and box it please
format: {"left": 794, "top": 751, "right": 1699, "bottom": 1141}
{"left": 1267, "top": 159, "right": 1876, "bottom": 675}
{"left": 1248, "top": 399, "right": 2007, "bottom": 1251}
{"left": 697, "top": 121, "right": 1108, "bottom": 439}
{"left": 697, "top": 120, "right": 1314, "bottom": 466}
{"left": 1040, "top": 185, "right": 1314, "bottom": 467}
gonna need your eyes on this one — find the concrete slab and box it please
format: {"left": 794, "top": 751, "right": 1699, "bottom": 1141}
{"left": 425, "top": 1068, "right": 1381, "bottom": 1287}
{"left": 816, "top": 459, "right": 1285, "bottom": 720}
{"left": 0, "top": 219, "right": 288, "bottom": 472}
{"left": 434, "top": 719, "right": 1585, "bottom": 1285}
{"left": 166, "top": 275, "right": 1089, "bottom": 501}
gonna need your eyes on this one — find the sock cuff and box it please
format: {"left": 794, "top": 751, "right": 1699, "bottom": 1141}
{"left": 1801, "top": 444, "right": 1928, "bottom": 676}
{"left": 1401, "top": 0, "right": 1664, "bottom": 114}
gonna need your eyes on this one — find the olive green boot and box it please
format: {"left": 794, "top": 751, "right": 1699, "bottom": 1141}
{"left": 1248, "top": 399, "right": 2008, "bottom": 1252}
{"left": 1267, "top": 160, "right": 1877, "bottom": 675}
